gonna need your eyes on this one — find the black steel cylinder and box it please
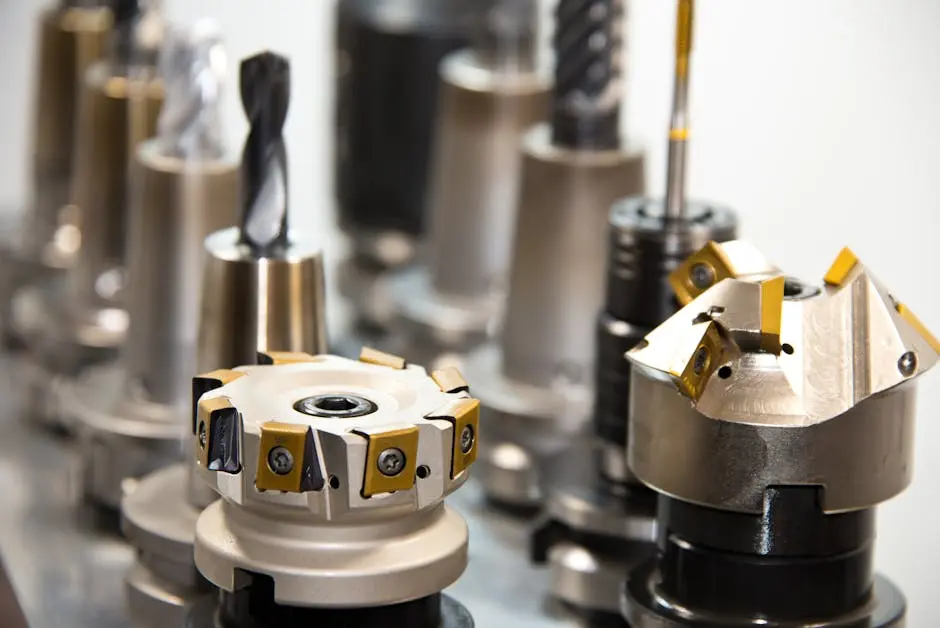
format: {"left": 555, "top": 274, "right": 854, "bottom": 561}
{"left": 335, "top": 0, "right": 481, "bottom": 238}
{"left": 593, "top": 199, "right": 737, "bottom": 450}
{"left": 651, "top": 488, "right": 878, "bottom": 623}
{"left": 187, "top": 577, "right": 474, "bottom": 628}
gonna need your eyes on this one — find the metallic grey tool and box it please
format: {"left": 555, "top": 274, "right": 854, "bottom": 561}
{"left": 461, "top": 0, "right": 645, "bottom": 509}
{"left": 69, "top": 17, "right": 233, "bottom": 515}
{"left": 389, "top": 0, "right": 550, "bottom": 372}
{"left": 187, "top": 350, "right": 479, "bottom": 628}
{"left": 14, "top": 0, "right": 164, "bottom": 431}
{"left": 530, "top": 1, "right": 738, "bottom": 618}
{"left": 622, "top": 243, "right": 938, "bottom": 627}
{"left": 120, "top": 49, "right": 328, "bottom": 627}
{"left": 0, "top": 0, "right": 112, "bottom": 347}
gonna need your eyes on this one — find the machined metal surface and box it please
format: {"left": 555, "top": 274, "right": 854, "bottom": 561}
{"left": 198, "top": 228, "right": 328, "bottom": 372}
{"left": 0, "top": 366, "right": 922, "bottom": 628}
{"left": 123, "top": 465, "right": 211, "bottom": 628}
{"left": 4, "top": 3, "right": 112, "bottom": 277}
{"left": 462, "top": 124, "right": 644, "bottom": 507}
{"left": 531, "top": 436, "right": 658, "bottom": 614}
{"left": 628, "top": 249, "right": 940, "bottom": 514}
{"left": 335, "top": 0, "right": 482, "bottom": 333}
{"left": 73, "top": 111, "right": 237, "bottom": 511}
{"left": 192, "top": 355, "right": 477, "bottom": 607}
{"left": 66, "top": 59, "right": 163, "bottom": 336}
{"left": 623, "top": 563, "right": 906, "bottom": 628}
{"left": 390, "top": 47, "right": 550, "bottom": 368}
{"left": 118, "top": 46, "right": 331, "bottom": 627}
{"left": 18, "top": 48, "right": 165, "bottom": 429}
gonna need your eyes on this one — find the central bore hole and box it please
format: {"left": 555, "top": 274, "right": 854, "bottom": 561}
{"left": 315, "top": 396, "right": 357, "bottom": 412}
{"left": 294, "top": 393, "right": 377, "bottom": 418}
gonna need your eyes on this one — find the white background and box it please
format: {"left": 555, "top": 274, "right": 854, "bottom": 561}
{"left": 1, "top": 0, "right": 938, "bottom": 623}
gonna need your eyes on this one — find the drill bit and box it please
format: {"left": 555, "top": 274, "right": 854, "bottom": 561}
{"left": 238, "top": 51, "right": 290, "bottom": 254}
{"left": 663, "top": 0, "right": 694, "bottom": 221}
{"left": 550, "top": 0, "right": 624, "bottom": 150}
{"left": 155, "top": 21, "right": 227, "bottom": 160}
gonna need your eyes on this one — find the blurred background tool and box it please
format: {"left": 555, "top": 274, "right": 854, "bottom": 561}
{"left": 122, "top": 48, "right": 328, "bottom": 627}
{"left": 623, "top": 244, "right": 938, "bottom": 627}
{"left": 68, "top": 14, "right": 234, "bottom": 516}
{"left": 0, "top": 0, "right": 112, "bottom": 348}
{"left": 334, "top": 0, "right": 484, "bottom": 342}
{"left": 461, "top": 0, "right": 645, "bottom": 510}
{"left": 187, "top": 352, "right": 477, "bottom": 628}
{"left": 530, "top": 1, "right": 737, "bottom": 619}
{"left": 14, "top": 0, "right": 165, "bottom": 432}
{"left": 389, "top": 0, "right": 550, "bottom": 372}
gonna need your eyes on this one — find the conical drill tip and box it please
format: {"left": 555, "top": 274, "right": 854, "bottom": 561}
{"left": 156, "top": 20, "right": 227, "bottom": 159}
{"left": 238, "top": 51, "right": 291, "bottom": 254}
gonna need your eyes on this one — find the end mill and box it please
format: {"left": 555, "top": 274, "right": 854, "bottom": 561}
{"left": 461, "top": 0, "right": 645, "bottom": 510}
{"left": 120, "top": 49, "right": 328, "bottom": 627}
{"left": 622, "top": 243, "right": 938, "bottom": 627}
{"left": 389, "top": 0, "right": 550, "bottom": 371}
{"left": 335, "top": 0, "right": 484, "bottom": 336}
{"left": 69, "top": 18, "right": 233, "bottom": 515}
{"left": 186, "top": 351, "right": 479, "bottom": 628}
{"left": 531, "top": 2, "right": 738, "bottom": 618}
{"left": 17, "top": 0, "right": 164, "bottom": 432}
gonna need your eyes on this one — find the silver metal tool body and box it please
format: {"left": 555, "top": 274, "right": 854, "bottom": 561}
{"left": 18, "top": 0, "right": 164, "bottom": 431}
{"left": 390, "top": 0, "right": 550, "bottom": 371}
{"left": 120, "top": 49, "right": 328, "bottom": 627}
{"left": 187, "top": 353, "right": 478, "bottom": 627}
{"left": 462, "top": 0, "right": 645, "bottom": 509}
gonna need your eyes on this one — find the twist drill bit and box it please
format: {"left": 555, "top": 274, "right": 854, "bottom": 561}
{"left": 239, "top": 51, "right": 290, "bottom": 255}
{"left": 551, "top": 0, "right": 624, "bottom": 150}
{"left": 156, "top": 22, "right": 226, "bottom": 160}
{"left": 664, "top": 0, "right": 694, "bottom": 220}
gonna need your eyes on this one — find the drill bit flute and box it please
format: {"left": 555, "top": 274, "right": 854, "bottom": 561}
{"left": 122, "top": 50, "right": 327, "bottom": 627}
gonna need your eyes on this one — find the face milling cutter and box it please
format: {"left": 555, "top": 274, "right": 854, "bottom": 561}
{"left": 68, "top": 20, "right": 233, "bottom": 517}
{"left": 119, "top": 49, "right": 329, "bottom": 628}
{"left": 335, "top": 0, "right": 483, "bottom": 337}
{"left": 461, "top": 0, "right": 643, "bottom": 511}
{"left": 622, "top": 243, "right": 939, "bottom": 627}
{"left": 15, "top": 0, "right": 165, "bottom": 432}
{"left": 186, "top": 352, "right": 478, "bottom": 628}
{"left": 531, "top": 3, "right": 737, "bottom": 617}
{"left": 388, "top": 0, "right": 550, "bottom": 371}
